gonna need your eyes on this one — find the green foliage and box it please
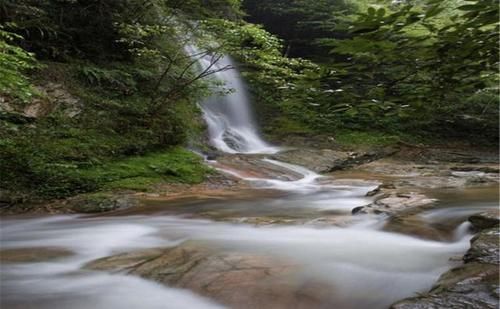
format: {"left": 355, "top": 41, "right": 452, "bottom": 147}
{"left": 78, "top": 65, "right": 137, "bottom": 94}
{"left": 242, "top": 0, "right": 498, "bottom": 142}
{"left": 0, "top": 114, "right": 210, "bottom": 198}
{"left": 318, "top": 0, "right": 499, "bottom": 138}
{"left": 0, "top": 0, "right": 242, "bottom": 201}
{"left": 0, "top": 27, "right": 39, "bottom": 100}
{"left": 81, "top": 148, "right": 211, "bottom": 190}
{"left": 2, "top": 0, "right": 498, "bottom": 204}
{"left": 165, "top": 0, "right": 243, "bottom": 19}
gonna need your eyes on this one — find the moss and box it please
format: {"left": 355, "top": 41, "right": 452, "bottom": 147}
{"left": 78, "top": 147, "right": 211, "bottom": 189}
{"left": 36, "top": 148, "right": 209, "bottom": 198}
{"left": 105, "top": 177, "right": 164, "bottom": 191}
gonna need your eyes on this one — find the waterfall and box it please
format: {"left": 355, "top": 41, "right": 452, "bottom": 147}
{"left": 187, "top": 45, "right": 279, "bottom": 154}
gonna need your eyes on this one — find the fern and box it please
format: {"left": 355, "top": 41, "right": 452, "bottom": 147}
{"left": 0, "top": 26, "right": 40, "bottom": 101}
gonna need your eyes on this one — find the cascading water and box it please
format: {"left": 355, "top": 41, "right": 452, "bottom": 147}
{"left": 186, "top": 45, "right": 279, "bottom": 154}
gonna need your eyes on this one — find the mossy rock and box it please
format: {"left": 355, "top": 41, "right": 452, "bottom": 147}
{"left": 69, "top": 193, "right": 138, "bottom": 213}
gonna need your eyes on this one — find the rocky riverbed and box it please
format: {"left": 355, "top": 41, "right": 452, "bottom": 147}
{"left": 1, "top": 143, "right": 498, "bottom": 308}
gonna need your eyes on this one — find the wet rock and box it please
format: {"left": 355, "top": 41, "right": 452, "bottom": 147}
{"left": 465, "top": 176, "right": 491, "bottom": 185}
{"left": 383, "top": 214, "right": 447, "bottom": 241}
{"left": 464, "top": 228, "right": 499, "bottom": 264}
{"left": 87, "top": 242, "right": 336, "bottom": 309}
{"left": 365, "top": 185, "right": 381, "bottom": 196}
{"left": 272, "top": 147, "right": 397, "bottom": 173}
{"left": 448, "top": 170, "right": 498, "bottom": 186}
{"left": 230, "top": 217, "right": 298, "bottom": 226}
{"left": 451, "top": 166, "right": 500, "bottom": 174}
{"left": 391, "top": 212, "right": 500, "bottom": 309}
{"left": 351, "top": 206, "right": 366, "bottom": 215}
{"left": 397, "top": 147, "right": 499, "bottom": 165}
{"left": 86, "top": 248, "right": 166, "bottom": 272}
{"left": 391, "top": 263, "right": 499, "bottom": 309}
{"left": 69, "top": 194, "right": 138, "bottom": 213}
{"left": 0, "top": 248, "right": 73, "bottom": 263}
{"left": 353, "top": 192, "right": 436, "bottom": 216}
{"left": 382, "top": 183, "right": 397, "bottom": 189}
{"left": 348, "top": 156, "right": 499, "bottom": 190}
{"left": 205, "top": 153, "right": 218, "bottom": 161}
{"left": 216, "top": 154, "right": 303, "bottom": 180}
{"left": 469, "top": 212, "right": 500, "bottom": 230}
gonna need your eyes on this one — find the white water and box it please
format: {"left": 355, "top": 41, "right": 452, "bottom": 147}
{"left": 187, "top": 45, "right": 279, "bottom": 154}
{"left": 0, "top": 216, "right": 225, "bottom": 309}
{"left": 214, "top": 158, "right": 324, "bottom": 192}
{"left": 1, "top": 214, "right": 471, "bottom": 309}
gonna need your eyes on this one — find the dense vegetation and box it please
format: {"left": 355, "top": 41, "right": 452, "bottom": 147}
{"left": 0, "top": 0, "right": 243, "bottom": 200}
{"left": 0, "top": 0, "right": 498, "bottom": 202}
{"left": 243, "top": 0, "right": 499, "bottom": 141}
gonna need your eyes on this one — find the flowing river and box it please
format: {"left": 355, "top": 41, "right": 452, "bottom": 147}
{"left": 1, "top": 51, "right": 497, "bottom": 309}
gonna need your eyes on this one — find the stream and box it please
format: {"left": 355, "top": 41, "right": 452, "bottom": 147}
{"left": 1, "top": 51, "right": 498, "bottom": 309}
{"left": 1, "top": 182, "right": 497, "bottom": 309}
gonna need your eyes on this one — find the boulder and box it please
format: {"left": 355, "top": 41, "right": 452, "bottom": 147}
{"left": 68, "top": 194, "right": 138, "bottom": 213}
{"left": 272, "top": 147, "right": 397, "bottom": 174}
{"left": 464, "top": 228, "right": 499, "bottom": 265}
{"left": 391, "top": 262, "right": 499, "bottom": 309}
{"left": 353, "top": 192, "right": 436, "bottom": 215}
{"left": 86, "top": 242, "right": 336, "bottom": 309}
{"left": 469, "top": 212, "right": 500, "bottom": 230}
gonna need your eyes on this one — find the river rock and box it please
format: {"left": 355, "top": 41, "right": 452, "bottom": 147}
{"left": 469, "top": 211, "right": 500, "bottom": 230}
{"left": 86, "top": 242, "right": 336, "bottom": 309}
{"left": 353, "top": 192, "right": 436, "bottom": 215}
{"left": 394, "top": 147, "right": 499, "bottom": 165}
{"left": 0, "top": 248, "right": 74, "bottom": 263}
{"left": 346, "top": 155, "right": 499, "bottom": 190}
{"left": 271, "top": 147, "right": 397, "bottom": 173}
{"left": 390, "top": 213, "right": 500, "bottom": 309}
{"left": 464, "top": 228, "right": 499, "bottom": 265}
{"left": 215, "top": 154, "right": 303, "bottom": 180}
{"left": 68, "top": 194, "right": 138, "bottom": 213}
{"left": 391, "top": 263, "right": 499, "bottom": 309}
{"left": 451, "top": 166, "right": 500, "bottom": 174}
{"left": 382, "top": 214, "right": 449, "bottom": 241}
